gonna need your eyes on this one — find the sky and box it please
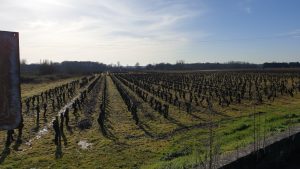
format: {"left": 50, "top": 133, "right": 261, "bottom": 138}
{"left": 0, "top": 0, "right": 299, "bottom": 65}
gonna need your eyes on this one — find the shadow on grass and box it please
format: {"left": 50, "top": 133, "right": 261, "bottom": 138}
{"left": 187, "top": 111, "right": 206, "bottom": 121}
{"left": 138, "top": 123, "right": 155, "bottom": 138}
{"left": 99, "top": 124, "right": 116, "bottom": 141}
{"left": 55, "top": 144, "right": 63, "bottom": 159}
{"left": 12, "top": 123, "right": 24, "bottom": 151}
{"left": 43, "top": 117, "right": 48, "bottom": 123}
{"left": 166, "top": 116, "right": 187, "bottom": 128}
{"left": 0, "top": 146, "right": 11, "bottom": 164}
{"left": 13, "top": 140, "right": 22, "bottom": 151}
{"left": 67, "top": 126, "right": 73, "bottom": 134}
{"left": 32, "top": 122, "right": 40, "bottom": 132}
{"left": 61, "top": 130, "right": 68, "bottom": 146}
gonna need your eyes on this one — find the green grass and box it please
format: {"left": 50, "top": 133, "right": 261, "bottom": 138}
{"left": 144, "top": 96, "right": 300, "bottom": 169}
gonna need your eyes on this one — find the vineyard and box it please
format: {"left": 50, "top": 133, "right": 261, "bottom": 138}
{"left": 1, "top": 70, "right": 300, "bottom": 168}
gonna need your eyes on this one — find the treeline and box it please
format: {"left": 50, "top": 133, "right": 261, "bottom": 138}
{"left": 145, "top": 61, "right": 261, "bottom": 70}
{"left": 21, "top": 61, "right": 114, "bottom": 75}
{"left": 20, "top": 60, "right": 300, "bottom": 75}
{"left": 263, "top": 62, "right": 300, "bottom": 69}
{"left": 145, "top": 61, "right": 300, "bottom": 70}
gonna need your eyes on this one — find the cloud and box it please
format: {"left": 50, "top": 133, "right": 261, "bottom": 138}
{"left": 278, "top": 29, "right": 300, "bottom": 39}
{"left": 0, "top": 0, "right": 203, "bottom": 39}
{"left": 287, "top": 29, "right": 300, "bottom": 38}
{"left": 0, "top": 0, "right": 206, "bottom": 64}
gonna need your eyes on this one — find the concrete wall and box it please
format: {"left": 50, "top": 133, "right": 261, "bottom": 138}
{"left": 220, "top": 131, "right": 300, "bottom": 169}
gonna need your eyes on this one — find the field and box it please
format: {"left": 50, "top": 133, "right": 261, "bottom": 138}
{"left": 1, "top": 70, "right": 300, "bottom": 169}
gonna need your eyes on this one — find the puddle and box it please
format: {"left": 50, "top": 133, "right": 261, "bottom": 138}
{"left": 36, "top": 128, "right": 48, "bottom": 139}
{"left": 78, "top": 140, "right": 93, "bottom": 149}
{"left": 24, "top": 95, "right": 80, "bottom": 148}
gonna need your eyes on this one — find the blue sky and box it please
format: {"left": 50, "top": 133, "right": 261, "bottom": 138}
{"left": 0, "top": 0, "right": 299, "bottom": 65}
